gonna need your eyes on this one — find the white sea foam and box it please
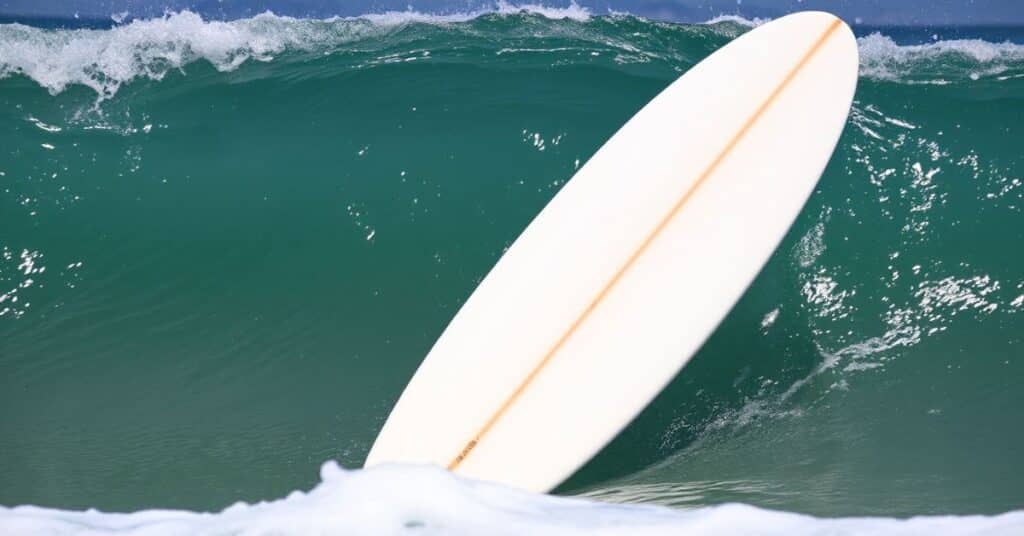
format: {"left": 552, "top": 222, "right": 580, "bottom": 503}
{"left": 353, "top": 1, "right": 590, "bottom": 26}
{"left": 793, "top": 220, "right": 826, "bottom": 268}
{"left": 0, "top": 4, "right": 590, "bottom": 99}
{"left": 0, "top": 11, "right": 334, "bottom": 98}
{"left": 857, "top": 32, "right": 1024, "bottom": 82}
{"left": 701, "top": 14, "right": 767, "bottom": 27}
{"left": 3, "top": 6, "right": 1022, "bottom": 100}
{"left": 493, "top": 1, "right": 591, "bottom": 21}
{"left": 0, "top": 461, "right": 1022, "bottom": 535}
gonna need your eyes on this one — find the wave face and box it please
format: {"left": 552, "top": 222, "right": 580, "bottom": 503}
{"left": 2, "top": 7, "right": 1024, "bottom": 533}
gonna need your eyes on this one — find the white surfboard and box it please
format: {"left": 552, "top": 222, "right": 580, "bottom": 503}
{"left": 366, "top": 11, "right": 858, "bottom": 492}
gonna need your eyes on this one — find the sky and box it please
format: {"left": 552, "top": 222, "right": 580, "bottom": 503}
{"left": 0, "top": 0, "right": 1021, "bottom": 26}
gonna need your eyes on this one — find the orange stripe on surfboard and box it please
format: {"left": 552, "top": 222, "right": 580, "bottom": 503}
{"left": 447, "top": 17, "right": 844, "bottom": 471}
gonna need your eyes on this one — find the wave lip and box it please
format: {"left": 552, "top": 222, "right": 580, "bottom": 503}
{"left": 1, "top": 462, "right": 1023, "bottom": 535}
{"left": 349, "top": 0, "right": 591, "bottom": 26}
{"left": 700, "top": 14, "right": 766, "bottom": 27}
{"left": 0, "top": 4, "right": 594, "bottom": 99}
{"left": 858, "top": 32, "right": 1024, "bottom": 83}
{"left": 0, "top": 10, "right": 316, "bottom": 98}
{"left": 3, "top": 6, "right": 1023, "bottom": 100}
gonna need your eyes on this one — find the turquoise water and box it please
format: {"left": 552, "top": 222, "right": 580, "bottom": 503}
{"left": 1, "top": 7, "right": 1023, "bottom": 526}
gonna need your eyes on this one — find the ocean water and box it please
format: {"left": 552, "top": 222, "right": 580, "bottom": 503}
{"left": 1, "top": 5, "right": 1023, "bottom": 534}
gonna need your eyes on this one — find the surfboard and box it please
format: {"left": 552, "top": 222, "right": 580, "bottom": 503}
{"left": 365, "top": 11, "right": 858, "bottom": 492}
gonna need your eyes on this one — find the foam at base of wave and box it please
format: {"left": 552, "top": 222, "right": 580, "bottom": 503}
{"left": 1, "top": 461, "right": 1022, "bottom": 535}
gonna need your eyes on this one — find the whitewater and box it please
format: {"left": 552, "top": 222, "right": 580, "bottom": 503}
{"left": 3, "top": 462, "right": 1024, "bottom": 534}
{"left": 2, "top": 7, "right": 1023, "bottom": 99}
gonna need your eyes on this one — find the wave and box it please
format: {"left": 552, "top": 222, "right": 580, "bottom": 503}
{"left": 3, "top": 2, "right": 1024, "bottom": 528}
{"left": 2, "top": 7, "right": 1023, "bottom": 101}
{"left": 0, "top": 462, "right": 1020, "bottom": 535}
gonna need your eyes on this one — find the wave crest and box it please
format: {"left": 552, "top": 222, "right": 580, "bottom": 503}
{"left": 858, "top": 32, "right": 1024, "bottom": 83}
{"left": 1, "top": 8, "right": 1023, "bottom": 100}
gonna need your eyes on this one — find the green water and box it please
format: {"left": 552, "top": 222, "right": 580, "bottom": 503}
{"left": 1, "top": 12, "right": 1022, "bottom": 517}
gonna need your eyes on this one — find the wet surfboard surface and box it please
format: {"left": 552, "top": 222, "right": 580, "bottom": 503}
{"left": 366, "top": 11, "right": 859, "bottom": 493}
